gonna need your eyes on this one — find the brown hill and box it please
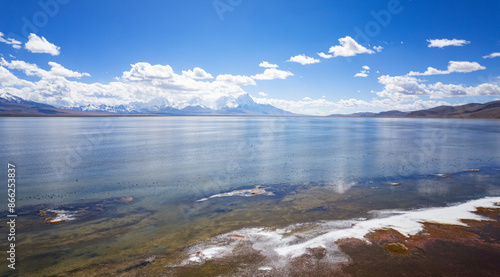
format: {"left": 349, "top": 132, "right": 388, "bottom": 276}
{"left": 406, "top": 100, "right": 500, "bottom": 119}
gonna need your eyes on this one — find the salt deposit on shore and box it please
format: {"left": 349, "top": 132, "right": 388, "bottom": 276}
{"left": 178, "top": 196, "right": 500, "bottom": 269}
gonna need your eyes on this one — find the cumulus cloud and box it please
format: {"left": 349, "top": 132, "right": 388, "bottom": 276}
{"left": 408, "top": 61, "right": 486, "bottom": 76}
{"left": 0, "top": 58, "right": 42, "bottom": 77}
{"left": 24, "top": 34, "right": 61, "bottom": 55}
{"left": 256, "top": 97, "right": 331, "bottom": 114}
{"left": 0, "top": 32, "right": 22, "bottom": 49}
{"left": 483, "top": 52, "right": 500, "bottom": 59}
{"left": 259, "top": 61, "right": 278, "bottom": 68}
{"left": 287, "top": 54, "right": 320, "bottom": 65}
{"left": 122, "top": 62, "right": 175, "bottom": 81}
{"left": 3, "top": 57, "right": 499, "bottom": 116}
{"left": 48, "top": 62, "right": 91, "bottom": 78}
{"left": 375, "top": 75, "right": 428, "bottom": 101}
{"left": 354, "top": 72, "right": 368, "bottom": 78}
{"left": 181, "top": 67, "right": 213, "bottom": 79}
{"left": 0, "top": 58, "right": 90, "bottom": 79}
{"left": 253, "top": 95, "right": 452, "bottom": 115}
{"left": 0, "top": 60, "right": 252, "bottom": 109}
{"left": 373, "top": 46, "right": 383, "bottom": 52}
{"left": 375, "top": 74, "right": 500, "bottom": 100}
{"left": 252, "top": 68, "right": 293, "bottom": 80}
{"left": 317, "top": 52, "right": 333, "bottom": 59}
{"left": 0, "top": 66, "right": 33, "bottom": 87}
{"left": 427, "top": 38, "right": 470, "bottom": 48}
{"left": 327, "top": 36, "right": 376, "bottom": 57}
{"left": 428, "top": 82, "right": 500, "bottom": 98}
{"left": 215, "top": 74, "right": 256, "bottom": 86}
{"left": 335, "top": 98, "right": 452, "bottom": 111}
{"left": 354, "top": 65, "right": 370, "bottom": 77}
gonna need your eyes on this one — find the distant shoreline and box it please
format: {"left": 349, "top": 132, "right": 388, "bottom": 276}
{"left": 1, "top": 114, "right": 499, "bottom": 119}
{"left": 1, "top": 97, "right": 499, "bottom": 119}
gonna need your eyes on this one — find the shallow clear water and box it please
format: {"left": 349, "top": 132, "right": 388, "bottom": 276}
{"left": 0, "top": 117, "right": 499, "bottom": 276}
{"left": 1, "top": 117, "right": 499, "bottom": 208}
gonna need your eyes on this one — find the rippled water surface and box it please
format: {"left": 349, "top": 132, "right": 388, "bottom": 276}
{"left": 0, "top": 117, "right": 499, "bottom": 276}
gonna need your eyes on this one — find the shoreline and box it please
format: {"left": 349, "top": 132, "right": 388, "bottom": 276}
{"left": 161, "top": 197, "right": 500, "bottom": 276}
{"left": 2, "top": 169, "right": 500, "bottom": 275}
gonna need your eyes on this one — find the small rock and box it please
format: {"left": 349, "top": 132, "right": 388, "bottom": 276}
{"left": 226, "top": 234, "right": 245, "bottom": 239}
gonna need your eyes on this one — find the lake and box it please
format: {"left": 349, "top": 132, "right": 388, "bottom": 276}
{"left": 1, "top": 117, "right": 500, "bottom": 276}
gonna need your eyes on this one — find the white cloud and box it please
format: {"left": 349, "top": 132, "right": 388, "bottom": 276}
{"left": 327, "top": 36, "right": 375, "bottom": 57}
{"left": 0, "top": 58, "right": 41, "bottom": 76}
{"left": 373, "top": 46, "right": 383, "bottom": 52}
{"left": 253, "top": 95, "right": 452, "bottom": 115}
{"left": 483, "top": 52, "right": 500, "bottom": 59}
{"left": 447, "top": 61, "right": 485, "bottom": 73}
{"left": 215, "top": 74, "right": 256, "bottom": 86}
{"left": 24, "top": 33, "right": 60, "bottom": 55}
{"left": 259, "top": 61, "right": 278, "bottom": 68}
{"left": 375, "top": 74, "right": 500, "bottom": 100}
{"left": 0, "top": 32, "right": 22, "bottom": 49}
{"left": 317, "top": 52, "right": 333, "bottom": 59}
{"left": 3, "top": 57, "right": 499, "bottom": 116}
{"left": 287, "top": 54, "right": 320, "bottom": 65}
{"left": 253, "top": 97, "right": 338, "bottom": 114}
{"left": 122, "top": 62, "right": 175, "bottom": 81}
{"left": 427, "top": 38, "right": 470, "bottom": 48}
{"left": 0, "top": 60, "right": 255, "bottom": 109}
{"left": 48, "top": 62, "right": 91, "bottom": 78}
{"left": 408, "top": 61, "right": 486, "bottom": 76}
{"left": 252, "top": 68, "right": 293, "bottom": 80}
{"left": 0, "top": 58, "right": 90, "bottom": 79}
{"left": 428, "top": 82, "right": 500, "bottom": 98}
{"left": 181, "top": 67, "right": 213, "bottom": 79}
{"left": 0, "top": 66, "right": 33, "bottom": 87}
{"left": 354, "top": 65, "right": 370, "bottom": 78}
{"left": 375, "top": 75, "right": 431, "bottom": 101}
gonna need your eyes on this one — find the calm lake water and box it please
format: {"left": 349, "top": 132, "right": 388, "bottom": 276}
{"left": 1, "top": 117, "right": 500, "bottom": 276}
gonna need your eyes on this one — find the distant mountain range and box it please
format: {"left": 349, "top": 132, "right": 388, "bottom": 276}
{"left": 0, "top": 93, "right": 295, "bottom": 116}
{"left": 405, "top": 101, "right": 500, "bottom": 118}
{"left": 0, "top": 93, "right": 115, "bottom": 116}
{"left": 2, "top": 92, "right": 500, "bottom": 118}
{"left": 73, "top": 94, "right": 295, "bottom": 116}
{"left": 329, "top": 100, "right": 500, "bottom": 119}
{"left": 329, "top": 110, "right": 409, "bottom": 117}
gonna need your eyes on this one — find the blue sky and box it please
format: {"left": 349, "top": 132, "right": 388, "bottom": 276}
{"left": 0, "top": 0, "right": 499, "bottom": 115}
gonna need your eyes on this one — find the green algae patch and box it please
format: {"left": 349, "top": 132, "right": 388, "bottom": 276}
{"left": 385, "top": 243, "right": 409, "bottom": 254}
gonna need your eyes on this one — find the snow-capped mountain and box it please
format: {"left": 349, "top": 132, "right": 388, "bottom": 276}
{"left": 0, "top": 92, "right": 53, "bottom": 108}
{"left": 74, "top": 93, "right": 295, "bottom": 116}
{"left": 0, "top": 91, "right": 295, "bottom": 116}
